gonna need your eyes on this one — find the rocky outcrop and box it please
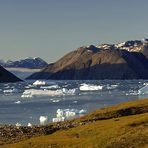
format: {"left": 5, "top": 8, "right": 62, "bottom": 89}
{"left": 0, "top": 65, "right": 21, "bottom": 82}
{"left": 27, "top": 43, "right": 148, "bottom": 80}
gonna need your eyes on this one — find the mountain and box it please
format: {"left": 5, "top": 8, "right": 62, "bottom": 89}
{"left": 0, "top": 57, "right": 48, "bottom": 69}
{"left": 0, "top": 65, "right": 21, "bottom": 82}
{"left": 27, "top": 39, "right": 148, "bottom": 80}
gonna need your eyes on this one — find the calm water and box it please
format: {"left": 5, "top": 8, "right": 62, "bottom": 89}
{"left": 0, "top": 80, "right": 148, "bottom": 125}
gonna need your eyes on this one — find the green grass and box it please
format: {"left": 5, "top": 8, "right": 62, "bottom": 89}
{"left": 1, "top": 98, "right": 148, "bottom": 148}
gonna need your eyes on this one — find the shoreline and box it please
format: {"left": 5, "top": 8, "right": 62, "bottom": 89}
{"left": 1, "top": 98, "right": 148, "bottom": 147}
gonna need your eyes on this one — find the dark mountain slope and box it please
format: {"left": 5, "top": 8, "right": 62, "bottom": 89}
{"left": 0, "top": 65, "right": 21, "bottom": 82}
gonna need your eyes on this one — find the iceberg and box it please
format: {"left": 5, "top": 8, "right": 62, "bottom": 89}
{"left": 53, "top": 108, "right": 87, "bottom": 122}
{"left": 14, "top": 100, "right": 21, "bottom": 104}
{"left": 27, "top": 123, "right": 32, "bottom": 127}
{"left": 33, "top": 80, "right": 46, "bottom": 86}
{"left": 40, "top": 85, "right": 59, "bottom": 89}
{"left": 52, "top": 117, "right": 65, "bottom": 122}
{"left": 39, "top": 116, "right": 48, "bottom": 125}
{"left": 33, "top": 80, "right": 56, "bottom": 86}
{"left": 21, "top": 88, "right": 78, "bottom": 98}
{"left": 21, "top": 89, "right": 63, "bottom": 98}
{"left": 80, "top": 83, "right": 103, "bottom": 91}
{"left": 15, "top": 123, "right": 21, "bottom": 127}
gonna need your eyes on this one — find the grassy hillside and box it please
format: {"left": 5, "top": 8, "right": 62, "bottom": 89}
{"left": 1, "top": 98, "right": 148, "bottom": 148}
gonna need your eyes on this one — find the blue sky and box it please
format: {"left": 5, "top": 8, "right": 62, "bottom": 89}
{"left": 0, "top": 0, "right": 148, "bottom": 62}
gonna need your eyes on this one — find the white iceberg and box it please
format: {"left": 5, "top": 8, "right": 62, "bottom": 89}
{"left": 65, "top": 110, "right": 76, "bottom": 117}
{"left": 79, "top": 109, "right": 87, "bottom": 114}
{"left": 15, "top": 123, "right": 21, "bottom": 127}
{"left": 39, "top": 116, "right": 48, "bottom": 125}
{"left": 52, "top": 117, "right": 65, "bottom": 122}
{"left": 21, "top": 89, "right": 63, "bottom": 98}
{"left": 21, "top": 88, "right": 78, "bottom": 98}
{"left": 80, "top": 83, "right": 103, "bottom": 91}
{"left": 53, "top": 108, "right": 87, "bottom": 122}
{"left": 40, "top": 85, "right": 60, "bottom": 89}
{"left": 14, "top": 100, "right": 21, "bottom": 104}
{"left": 27, "top": 123, "right": 32, "bottom": 127}
{"left": 33, "top": 80, "right": 46, "bottom": 86}
{"left": 62, "top": 88, "right": 78, "bottom": 95}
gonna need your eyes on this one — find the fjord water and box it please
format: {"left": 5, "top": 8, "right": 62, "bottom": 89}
{"left": 0, "top": 80, "right": 148, "bottom": 125}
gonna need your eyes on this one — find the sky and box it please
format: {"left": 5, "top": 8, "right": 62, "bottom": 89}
{"left": 0, "top": 0, "right": 148, "bottom": 63}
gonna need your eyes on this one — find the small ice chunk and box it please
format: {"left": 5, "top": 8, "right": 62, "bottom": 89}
{"left": 57, "top": 109, "right": 64, "bottom": 117}
{"left": 79, "top": 109, "right": 87, "bottom": 114}
{"left": 52, "top": 117, "right": 65, "bottom": 122}
{"left": 62, "top": 88, "right": 78, "bottom": 95}
{"left": 40, "top": 85, "right": 59, "bottom": 89}
{"left": 16, "top": 123, "right": 21, "bottom": 127}
{"left": 52, "top": 100, "right": 60, "bottom": 103}
{"left": 27, "top": 123, "right": 32, "bottom": 127}
{"left": 39, "top": 116, "right": 48, "bottom": 125}
{"left": 65, "top": 111, "right": 76, "bottom": 117}
{"left": 21, "top": 90, "right": 33, "bottom": 98}
{"left": 14, "top": 100, "right": 21, "bottom": 104}
{"left": 80, "top": 83, "right": 103, "bottom": 91}
{"left": 106, "top": 84, "right": 118, "bottom": 90}
{"left": 73, "top": 101, "right": 78, "bottom": 104}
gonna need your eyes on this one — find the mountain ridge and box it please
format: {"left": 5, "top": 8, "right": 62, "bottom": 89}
{"left": 27, "top": 38, "right": 148, "bottom": 80}
{"left": 0, "top": 57, "right": 48, "bottom": 69}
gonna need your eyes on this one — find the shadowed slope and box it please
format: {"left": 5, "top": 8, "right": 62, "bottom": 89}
{"left": 0, "top": 65, "right": 21, "bottom": 82}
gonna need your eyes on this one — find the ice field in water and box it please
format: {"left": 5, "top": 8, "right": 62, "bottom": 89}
{"left": 0, "top": 79, "right": 148, "bottom": 126}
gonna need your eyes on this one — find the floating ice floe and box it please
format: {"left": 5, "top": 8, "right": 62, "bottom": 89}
{"left": 79, "top": 83, "right": 103, "bottom": 91}
{"left": 39, "top": 116, "right": 48, "bottom": 125}
{"left": 21, "top": 88, "right": 78, "bottom": 98}
{"left": 52, "top": 100, "right": 60, "bottom": 103}
{"left": 138, "top": 85, "right": 148, "bottom": 95}
{"left": 14, "top": 100, "right": 21, "bottom": 104}
{"left": 106, "top": 84, "right": 118, "bottom": 90}
{"left": 3, "top": 88, "right": 18, "bottom": 93}
{"left": 52, "top": 108, "right": 87, "bottom": 122}
{"left": 52, "top": 117, "right": 65, "bottom": 122}
{"left": 40, "top": 85, "right": 59, "bottom": 89}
